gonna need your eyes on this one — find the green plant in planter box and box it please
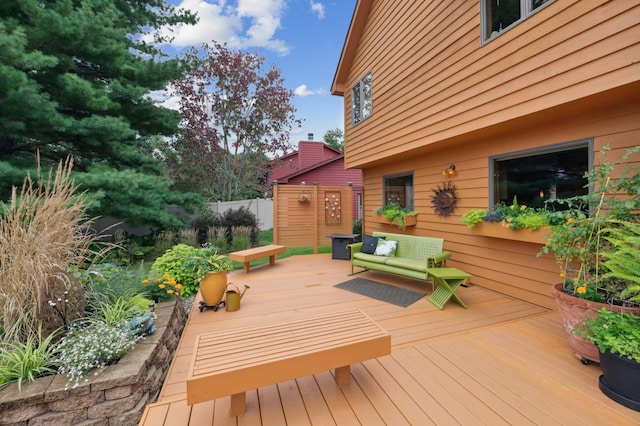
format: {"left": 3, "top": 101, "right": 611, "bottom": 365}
{"left": 574, "top": 308, "right": 640, "bottom": 363}
{"left": 375, "top": 204, "right": 417, "bottom": 229}
{"left": 461, "top": 197, "right": 550, "bottom": 231}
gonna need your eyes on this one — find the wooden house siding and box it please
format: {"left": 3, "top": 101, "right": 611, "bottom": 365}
{"left": 337, "top": 0, "right": 640, "bottom": 169}
{"left": 333, "top": 0, "right": 640, "bottom": 308}
{"left": 361, "top": 100, "right": 640, "bottom": 310}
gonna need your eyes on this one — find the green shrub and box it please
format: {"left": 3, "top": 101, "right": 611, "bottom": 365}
{"left": 218, "top": 207, "right": 259, "bottom": 247}
{"left": 149, "top": 244, "right": 198, "bottom": 296}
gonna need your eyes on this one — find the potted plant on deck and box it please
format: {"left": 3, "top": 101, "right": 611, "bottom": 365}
{"left": 182, "top": 246, "right": 233, "bottom": 308}
{"left": 574, "top": 308, "right": 640, "bottom": 411}
{"left": 541, "top": 145, "right": 640, "bottom": 363}
{"left": 149, "top": 244, "right": 233, "bottom": 307}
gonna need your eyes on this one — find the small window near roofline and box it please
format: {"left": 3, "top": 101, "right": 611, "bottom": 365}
{"left": 481, "top": 0, "right": 554, "bottom": 43}
{"left": 352, "top": 71, "right": 372, "bottom": 126}
{"left": 489, "top": 139, "right": 592, "bottom": 211}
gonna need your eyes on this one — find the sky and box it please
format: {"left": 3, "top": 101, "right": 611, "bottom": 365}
{"left": 156, "top": 0, "right": 357, "bottom": 145}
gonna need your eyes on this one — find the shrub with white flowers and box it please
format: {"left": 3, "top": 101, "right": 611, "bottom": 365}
{"left": 56, "top": 322, "right": 142, "bottom": 388}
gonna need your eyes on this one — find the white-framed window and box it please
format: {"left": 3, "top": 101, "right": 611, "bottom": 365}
{"left": 481, "top": 0, "right": 553, "bottom": 42}
{"left": 351, "top": 71, "right": 372, "bottom": 126}
{"left": 383, "top": 172, "right": 414, "bottom": 210}
{"left": 489, "top": 139, "right": 592, "bottom": 209}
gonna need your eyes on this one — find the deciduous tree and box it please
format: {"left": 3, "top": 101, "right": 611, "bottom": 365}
{"left": 170, "top": 42, "right": 301, "bottom": 201}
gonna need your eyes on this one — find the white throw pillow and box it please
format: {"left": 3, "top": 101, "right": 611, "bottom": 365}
{"left": 374, "top": 239, "right": 397, "bottom": 257}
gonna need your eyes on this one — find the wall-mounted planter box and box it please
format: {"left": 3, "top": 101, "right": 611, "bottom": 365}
{"left": 371, "top": 214, "right": 417, "bottom": 228}
{"left": 469, "top": 223, "right": 549, "bottom": 244}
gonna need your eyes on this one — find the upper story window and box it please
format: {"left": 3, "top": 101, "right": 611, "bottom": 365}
{"left": 482, "top": 0, "right": 553, "bottom": 42}
{"left": 352, "top": 72, "right": 372, "bottom": 126}
{"left": 383, "top": 172, "right": 414, "bottom": 210}
{"left": 490, "top": 140, "right": 592, "bottom": 210}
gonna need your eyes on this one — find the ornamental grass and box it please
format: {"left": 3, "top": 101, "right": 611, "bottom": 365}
{"left": 0, "top": 157, "right": 103, "bottom": 345}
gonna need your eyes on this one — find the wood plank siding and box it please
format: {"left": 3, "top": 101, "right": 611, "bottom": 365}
{"left": 332, "top": 0, "right": 640, "bottom": 308}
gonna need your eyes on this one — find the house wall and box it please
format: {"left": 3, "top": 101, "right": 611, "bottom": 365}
{"left": 342, "top": 0, "right": 640, "bottom": 309}
{"left": 362, "top": 100, "right": 640, "bottom": 309}
{"left": 342, "top": 0, "right": 640, "bottom": 169}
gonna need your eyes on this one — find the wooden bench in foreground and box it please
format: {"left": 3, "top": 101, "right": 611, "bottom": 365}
{"left": 229, "top": 244, "right": 286, "bottom": 273}
{"left": 186, "top": 309, "right": 391, "bottom": 416}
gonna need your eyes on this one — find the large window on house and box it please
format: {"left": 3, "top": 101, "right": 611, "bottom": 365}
{"left": 481, "top": 0, "right": 553, "bottom": 42}
{"left": 490, "top": 140, "right": 592, "bottom": 210}
{"left": 352, "top": 72, "right": 372, "bottom": 126}
{"left": 383, "top": 172, "right": 414, "bottom": 210}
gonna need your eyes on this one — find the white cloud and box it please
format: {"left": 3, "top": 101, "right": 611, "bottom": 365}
{"left": 294, "top": 84, "right": 320, "bottom": 97}
{"left": 310, "top": 1, "right": 325, "bottom": 19}
{"left": 147, "top": 0, "right": 290, "bottom": 55}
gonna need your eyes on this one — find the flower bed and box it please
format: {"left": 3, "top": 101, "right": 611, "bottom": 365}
{"left": 0, "top": 300, "right": 186, "bottom": 426}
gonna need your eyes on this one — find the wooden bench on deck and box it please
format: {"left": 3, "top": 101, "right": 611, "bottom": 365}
{"left": 229, "top": 244, "right": 286, "bottom": 273}
{"left": 186, "top": 309, "right": 391, "bottom": 416}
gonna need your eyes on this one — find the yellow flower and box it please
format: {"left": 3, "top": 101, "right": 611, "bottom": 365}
{"left": 142, "top": 279, "right": 149, "bottom": 285}
{"left": 567, "top": 217, "right": 575, "bottom": 224}
{"left": 175, "top": 284, "right": 183, "bottom": 290}
{"left": 577, "top": 286, "right": 587, "bottom": 294}
{"left": 167, "top": 289, "right": 174, "bottom": 295}
{"left": 159, "top": 284, "right": 165, "bottom": 289}
{"left": 560, "top": 272, "right": 565, "bottom": 278}
{"left": 520, "top": 205, "right": 527, "bottom": 211}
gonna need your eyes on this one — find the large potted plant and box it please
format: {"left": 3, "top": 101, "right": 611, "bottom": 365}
{"left": 150, "top": 244, "right": 233, "bottom": 306}
{"left": 541, "top": 146, "right": 640, "bottom": 363}
{"left": 182, "top": 246, "right": 233, "bottom": 308}
{"left": 575, "top": 308, "right": 640, "bottom": 411}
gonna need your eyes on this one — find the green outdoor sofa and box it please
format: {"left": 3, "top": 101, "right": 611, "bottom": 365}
{"left": 347, "top": 231, "right": 451, "bottom": 289}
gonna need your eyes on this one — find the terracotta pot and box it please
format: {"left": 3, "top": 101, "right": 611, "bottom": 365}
{"left": 200, "top": 271, "right": 228, "bottom": 306}
{"left": 551, "top": 283, "right": 640, "bottom": 364}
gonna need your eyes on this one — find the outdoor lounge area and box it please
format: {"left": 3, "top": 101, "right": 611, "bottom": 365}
{"left": 141, "top": 254, "right": 640, "bottom": 425}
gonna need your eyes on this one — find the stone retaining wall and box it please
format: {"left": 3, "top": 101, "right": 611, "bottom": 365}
{"left": 0, "top": 299, "right": 186, "bottom": 426}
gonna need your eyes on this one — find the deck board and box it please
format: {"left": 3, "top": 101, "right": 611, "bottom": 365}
{"left": 141, "top": 254, "right": 640, "bottom": 425}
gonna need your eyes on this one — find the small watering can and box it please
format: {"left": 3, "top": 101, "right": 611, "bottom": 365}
{"left": 225, "top": 283, "right": 250, "bottom": 312}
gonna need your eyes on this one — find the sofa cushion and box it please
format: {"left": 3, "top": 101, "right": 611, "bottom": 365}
{"left": 353, "top": 252, "right": 388, "bottom": 264}
{"left": 384, "top": 257, "right": 427, "bottom": 272}
{"left": 362, "top": 234, "right": 383, "bottom": 254}
{"left": 374, "top": 239, "right": 398, "bottom": 257}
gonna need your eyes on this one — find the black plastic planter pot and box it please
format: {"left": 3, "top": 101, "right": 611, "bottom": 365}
{"left": 598, "top": 350, "right": 640, "bottom": 412}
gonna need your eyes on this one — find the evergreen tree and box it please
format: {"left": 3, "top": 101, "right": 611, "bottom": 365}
{"left": 0, "top": 0, "right": 201, "bottom": 228}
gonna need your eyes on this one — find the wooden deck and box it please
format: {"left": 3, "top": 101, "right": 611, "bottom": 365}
{"left": 141, "top": 254, "right": 640, "bottom": 425}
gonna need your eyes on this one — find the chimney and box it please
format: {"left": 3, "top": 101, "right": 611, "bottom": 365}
{"left": 307, "top": 133, "right": 314, "bottom": 141}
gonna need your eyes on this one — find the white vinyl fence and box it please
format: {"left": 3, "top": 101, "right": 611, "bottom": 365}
{"left": 93, "top": 198, "right": 274, "bottom": 237}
